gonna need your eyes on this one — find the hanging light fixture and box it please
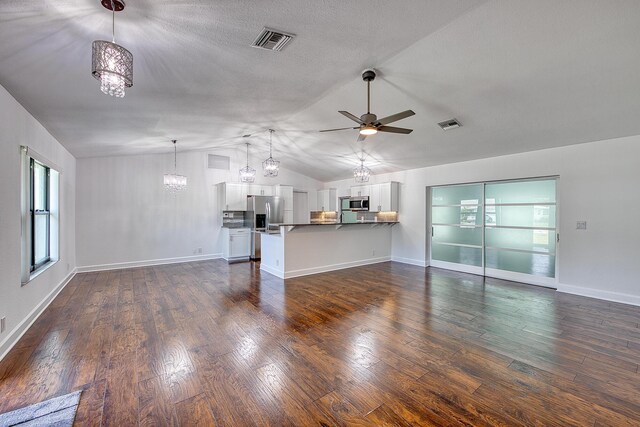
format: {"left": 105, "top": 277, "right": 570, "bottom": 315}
{"left": 353, "top": 153, "right": 371, "bottom": 183}
{"left": 164, "top": 140, "right": 187, "bottom": 192}
{"left": 91, "top": 0, "right": 133, "bottom": 98}
{"left": 239, "top": 142, "right": 256, "bottom": 183}
{"left": 262, "top": 129, "right": 280, "bottom": 177}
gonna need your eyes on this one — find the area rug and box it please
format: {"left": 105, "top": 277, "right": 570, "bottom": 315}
{"left": 0, "top": 390, "right": 81, "bottom": 427}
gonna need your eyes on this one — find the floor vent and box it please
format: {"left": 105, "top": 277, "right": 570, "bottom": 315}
{"left": 437, "top": 118, "right": 462, "bottom": 131}
{"left": 252, "top": 27, "right": 295, "bottom": 52}
{"left": 208, "top": 154, "right": 230, "bottom": 170}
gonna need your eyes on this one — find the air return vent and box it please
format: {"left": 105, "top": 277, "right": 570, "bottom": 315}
{"left": 251, "top": 27, "right": 295, "bottom": 52}
{"left": 437, "top": 118, "right": 462, "bottom": 131}
{"left": 208, "top": 154, "right": 230, "bottom": 170}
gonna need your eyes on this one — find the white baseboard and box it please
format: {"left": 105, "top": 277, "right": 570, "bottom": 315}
{"left": 391, "top": 256, "right": 428, "bottom": 268}
{"left": 0, "top": 269, "right": 77, "bottom": 362}
{"left": 557, "top": 283, "right": 640, "bottom": 307}
{"left": 260, "top": 263, "right": 285, "bottom": 279}
{"left": 76, "top": 253, "right": 222, "bottom": 273}
{"left": 281, "top": 256, "right": 392, "bottom": 279}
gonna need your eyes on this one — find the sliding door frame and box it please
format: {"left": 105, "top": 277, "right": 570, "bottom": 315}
{"left": 429, "top": 176, "right": 559, "bottom": 288}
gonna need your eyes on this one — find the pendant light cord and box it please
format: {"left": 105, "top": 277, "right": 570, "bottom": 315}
{"left": 172, "top": 140, "right": 177, "bottom": 173}
{"left": 111, "top": 0, "right": 115, "bottom": 42}
{"left": 269, "top": 129, "right": 274, "bottom": 158}
{"left": 246, "top": 142, "right": 250, "bottom": 167}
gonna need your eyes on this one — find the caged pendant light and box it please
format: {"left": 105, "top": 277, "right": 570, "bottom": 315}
{"left": 91, "top": 0, "right": 133, "bottom": 98}
{"left": 262, "top": 129, "right": 280, "bottom": 177}
{"left": 353, "top": 152, "right": 371, "bottom": 183}
{"left": 239, "top": 142, "right": 256, "bottom": 183}
{"left": 164, "top": 140, "right": 187, "bottom": 192}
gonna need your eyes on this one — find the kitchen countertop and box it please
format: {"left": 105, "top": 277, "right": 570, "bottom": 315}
{"left": 260, "top": 221, "right": 399, "bottom": 234}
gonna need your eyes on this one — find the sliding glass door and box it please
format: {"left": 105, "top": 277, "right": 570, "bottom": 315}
{"left": 430, "top": 178, "right": 557, "bottom": 286}
{"left": 430, "top": 184, "right": 484, "bottom": 275}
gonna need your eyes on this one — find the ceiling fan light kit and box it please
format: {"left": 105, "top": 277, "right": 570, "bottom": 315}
{"left": 320, "top": 69, "right": 415, "bottom": 141}
{"left": 91, "top": 0, "right": 133, "bottom": 98}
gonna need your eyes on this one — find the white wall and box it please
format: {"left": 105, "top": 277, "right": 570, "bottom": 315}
{"left": 0, "top": 84, "right": 76, "bottom": 357}
{"left": 326, "top": 135, "right": 640, "bottom": 304}
{"left": 75, "top": 149, "right": 323, "bottom": 269}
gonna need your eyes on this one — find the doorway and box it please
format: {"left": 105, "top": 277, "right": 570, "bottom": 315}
{"left": 293, "top": 191, "right": 309, "bottom": 224}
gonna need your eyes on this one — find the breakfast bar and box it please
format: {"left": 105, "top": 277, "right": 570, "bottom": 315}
{"left": 260, "top": 222, "right": 398, "bottom": 279}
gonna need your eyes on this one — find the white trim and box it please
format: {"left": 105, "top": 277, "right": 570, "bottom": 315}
{"left": 484, "top": 267, "right": 557, "bottom": 288}
{"left": 76, "top": 253, "right": 222, "bottom": 273}
{"left": 429, "top": 260, "right": 484, "bottom": 275}
{"left": 0, "top": 269, "right": 77, "bottom": 362}
{"left": 391, "top": 256, "right": 428, "bottom": 267}
{"left": 262, "top": 256, "right": 392, "bottom": 279}
{"left": 557, "top": 283, "right": 640, "bottom": 307}
{"left": 259, "top": 263, "right": 285, "bottom": 278}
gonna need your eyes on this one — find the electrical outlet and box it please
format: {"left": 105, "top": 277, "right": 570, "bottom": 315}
{"left": 576, "top": 221, "right": 587, "bottom": 230}
{"left": 1, "top": 317, "right": 6, "bottom": 333}
{"left": 198, "top": 248, "right": 203, "bottom": 254}
{"left": 372, "top": 249, "right": 376, "bottom": 256}
{"left": 276, "top": 259, "right": 279, "bottom": 266}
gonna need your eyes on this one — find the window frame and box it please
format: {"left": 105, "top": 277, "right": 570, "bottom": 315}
{"left": 30, "top": 158, "right": 51, "bottom": 272}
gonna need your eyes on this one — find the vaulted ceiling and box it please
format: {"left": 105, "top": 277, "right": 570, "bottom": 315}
{"left": 2, "top": 1, "right": 640, "bottom": 181}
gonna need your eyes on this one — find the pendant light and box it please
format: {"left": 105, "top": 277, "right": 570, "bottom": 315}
{"left": 91, "top": 0, "right": 133, "bottom": 98}
{"left": 353, "top": 152, "right": 371, "bottom": 183}
{"left": 164, "top": 140, "right": 187, "bottom": 192}
{"left": 262, "top": 129, "right": 280, "bottom": 177}
{"left": 239, "top": 142, "right": 256, "bottom": 183}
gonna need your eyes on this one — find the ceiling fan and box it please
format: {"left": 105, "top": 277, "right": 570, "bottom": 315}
{"left": 319, "top": 69, "right": 415, "bottom": 142}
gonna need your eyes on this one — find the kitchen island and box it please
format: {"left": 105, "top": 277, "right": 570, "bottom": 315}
{"left": 260, "top": 222, "right": 398, "bottom": 279}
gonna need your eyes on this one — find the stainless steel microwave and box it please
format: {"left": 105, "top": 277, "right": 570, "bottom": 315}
{"left": 349, "top": 196, "right": 369, "bottom": 211}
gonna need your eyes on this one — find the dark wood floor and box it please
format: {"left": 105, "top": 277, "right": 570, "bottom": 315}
{"left": 1, "top": 261, "right": 640, "bottom": 425}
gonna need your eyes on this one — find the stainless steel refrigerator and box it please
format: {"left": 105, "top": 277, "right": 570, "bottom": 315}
{"left": 246, "top": 196, "right": 284, "bottom": 260}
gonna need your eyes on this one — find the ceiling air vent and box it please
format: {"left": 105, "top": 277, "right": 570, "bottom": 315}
{"left": 251, "top": 27, "right": 295, "bottom": 52}
{"left": 438, "top": 118, "right": 462, "bottom": 131}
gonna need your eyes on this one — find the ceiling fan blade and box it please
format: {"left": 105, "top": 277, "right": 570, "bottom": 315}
{"left": 339, "top": 111, "right": 364, "bottom": 124}
{"left": 319, "top": 127, "right": 359, "bottom": 133}
{"left": 377, "top": 110, "right": 415, "bottom": 125}
{"left": 357, "top": 133, "right": 368, "bottom": 142}
{"left": 378, "top": 125, "right": 413, "bottom": 134}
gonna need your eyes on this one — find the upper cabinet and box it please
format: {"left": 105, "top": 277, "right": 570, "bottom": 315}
{"left": 248, "top": 184, "right": 273, "bottom": 196}
{"left": 317, "top": 189, "right": 337, "bottom": 212}
{"left": 350, "top": 185, "right": 370, "bottom": 197}
{"left": 217, "top": 183, "right": 277, "bottom": 211}
{"left": 217, "top": 182, "right": 247, "bottom": 211}
{"left": 274, "top": 184, "right": 293, "bottom": 211}
{"left": 351, "top": 182, "right": 399, "bottom": 212}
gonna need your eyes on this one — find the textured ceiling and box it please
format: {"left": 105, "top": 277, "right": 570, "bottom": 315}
{"left": 2, "top": 1, "right": 640, "bottom": 181}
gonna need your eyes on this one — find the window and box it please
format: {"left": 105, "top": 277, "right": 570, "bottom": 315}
{"left": 31, "top": 159, "right": 51, "bottom": 271}
{"left": 21, "top": 146, "right": 59, "bottom": 283}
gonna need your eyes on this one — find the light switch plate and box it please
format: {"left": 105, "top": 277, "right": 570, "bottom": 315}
{"left": 576, "top": 221, "right": 587, "bottom": 230}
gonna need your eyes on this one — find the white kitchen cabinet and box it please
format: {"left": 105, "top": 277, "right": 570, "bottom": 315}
{"left": 217, "top": 182, "right": 247, "bottom": 211}
{"left": 349, "top": 182, "right": 399, "bottom": 212}
{"left": 317, "top": 189, "right": 337, "bottom": 212}
{"left": 308, "top": 189, "right": 318, "bottom": 212}
{"left": 221, "top": 228, "right": 250, "bottom": 261}
{"left": 350, "top": 185, "right": 370, "bottom": 197}
{"left": 369, "top": 184, "right": 381, "bottom": 212}
{"left": 274, "top": 185, "right": 293, "bottom": 210}
{"left": 248, "top": 184, "right": 273, "bottom": 196}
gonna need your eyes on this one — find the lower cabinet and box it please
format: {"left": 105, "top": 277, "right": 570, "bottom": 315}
{"left": 222, "top": 228, "right": 250, "bottom": 261}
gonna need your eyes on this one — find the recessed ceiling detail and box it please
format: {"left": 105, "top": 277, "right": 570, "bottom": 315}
{"left": 251, "top": 27, "right": 295, "bottom": 52}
